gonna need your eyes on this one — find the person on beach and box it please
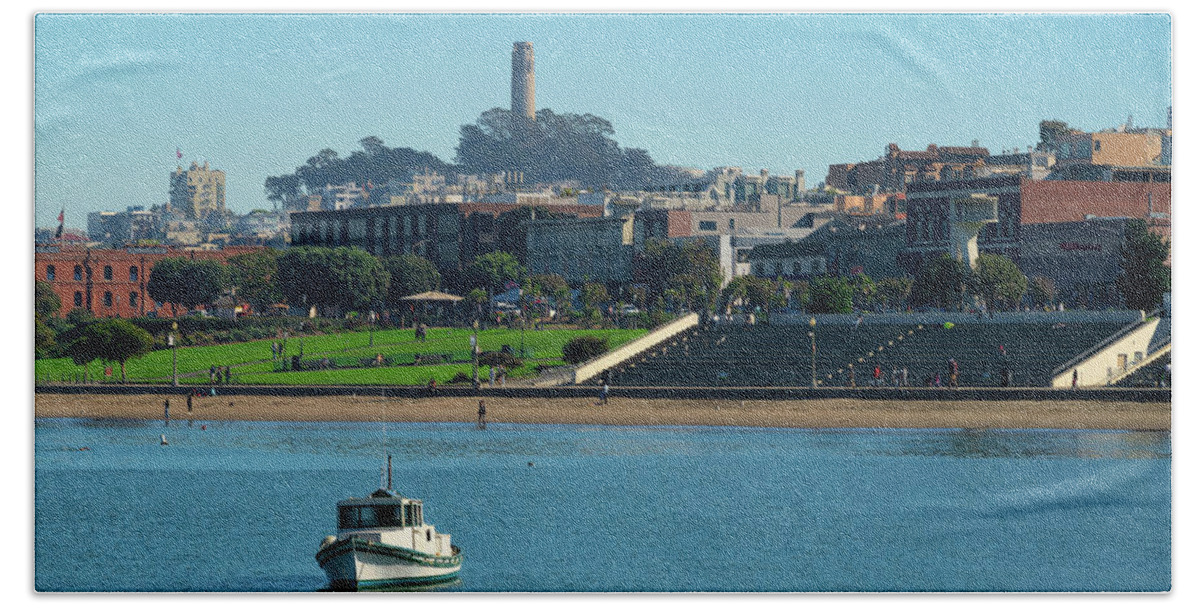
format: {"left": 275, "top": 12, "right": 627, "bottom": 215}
{"left": 187, "top": 393, "right": 193, "bottom": 413}
{"left": 477, "top": 400, "right": 487, "bottom": 429}
{"left": 163, "top": 399, "right": 170, "bottom": 425}
{"left": 602, "top": 383, "right": 609, "bottom": 405}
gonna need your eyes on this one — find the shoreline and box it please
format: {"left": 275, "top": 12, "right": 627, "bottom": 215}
{"left": 34, "top": 393, "right": 1171, "bottom": 431}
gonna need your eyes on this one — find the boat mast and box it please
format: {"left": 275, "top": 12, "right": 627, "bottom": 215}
{"left": 387, "top": 454, "right": 392, "bottom": 491}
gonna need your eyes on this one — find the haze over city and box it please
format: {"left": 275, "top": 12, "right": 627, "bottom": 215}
{"left": 34, "top": 12, "right": 1171, "bottom": 228}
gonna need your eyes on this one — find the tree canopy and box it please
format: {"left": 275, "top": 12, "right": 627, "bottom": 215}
{"left": 228, "top": 249, "right": 283, "bottom": 313}
{"left": 382, "top": 254, "right": 442, "bottom": 305}
{"left": 455, "top": 108, "right": 690, "bottom": 190}
{"left": 464, "top": 251, "right": 527, "bottom": 294}
{"left": 1116, "top": 219, "right": 1170, "bottom": 311}
{"left": 147, "top": 257, "right": 229, "bottom": 314}
{"left": 808, "top": 276, "right": 854, "bottom": 314}
{"left": 36, "top": 279, "right": 61, "bottom": 320}
{"left": 64, "top": 318, "right": 153, "bottom": 382}
{"left": 911, "top": 254, "right": 968, "bottom": 310}
{"left": 634, "top": 238, "right": 722, "bottom": 313}
{"left": 971, "top": 253, "right": 1028, "bottom": 310}
{"left": 277, "top": 247, "right": 390, "bottom": 314}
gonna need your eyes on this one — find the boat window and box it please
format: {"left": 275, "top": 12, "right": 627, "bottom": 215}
{"left": 338, "top": 506, "right": 358, "bottom": 529}
{"left": 374, "top": 505, "right": 403, "bottom": 527}
{"left": 404, "top": 504, "right": 414, "bottom": 527}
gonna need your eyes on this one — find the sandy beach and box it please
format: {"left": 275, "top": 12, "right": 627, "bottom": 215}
{"left": 34, "top": 393, "right": 1169, "bottom": 431}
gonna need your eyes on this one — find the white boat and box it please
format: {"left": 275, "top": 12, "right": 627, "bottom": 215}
{"left": 316, "top": 460, "right": 462, "bottom": 590}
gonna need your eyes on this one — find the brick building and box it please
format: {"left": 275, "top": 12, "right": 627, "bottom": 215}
{"left": 35, "top": 244, "right": 263, "bottom": 319}
{"left": 901, "top": 175, "right": 1170, "bottom": 307}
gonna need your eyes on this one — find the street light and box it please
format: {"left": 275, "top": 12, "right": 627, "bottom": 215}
{"left": 808, "top": 316, "right": 817, "bottom": 388}
{"left": 170, "top": 321, "right": 179, "bottom": 387}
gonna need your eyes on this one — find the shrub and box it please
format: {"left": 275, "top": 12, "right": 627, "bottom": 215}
{"left": 562, "top": 335, "right": 608, "bottom": 364}
{"left": 479, "top": 351, "right": 523, "bottom": 369}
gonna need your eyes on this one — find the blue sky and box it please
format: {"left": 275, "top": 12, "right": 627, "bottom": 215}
{"left": 33, "top": 12, "right": 1171, "bottom": 228}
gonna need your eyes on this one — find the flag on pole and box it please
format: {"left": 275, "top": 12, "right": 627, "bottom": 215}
{"left": 55, "top": 208, "right": 64, "bottom": 238}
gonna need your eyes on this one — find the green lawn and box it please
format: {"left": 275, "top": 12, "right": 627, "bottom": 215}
{"left": 35, "top": 326, "right": 645, "bottom": 385}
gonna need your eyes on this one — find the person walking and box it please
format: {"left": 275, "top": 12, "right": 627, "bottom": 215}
{"left": 489, "top": 366, "right": 496, "bottom": 387}
{"left": 163, "top": 399, "right": 170, "bottom": 426}
{"left": 873, "top": 365, "right": 882, "bottom": 387}
{"left": 186, "top": 393, "right": 193, "bottom": 413}
{"left": 901, "top": 367, "right": 909, "bottom": 387}
{"left": 477, "top": 400, "right": 487, "bottom": 430}
{"left": 224, "top": 367, "right": 231, "bottom": 384}
{"left": 1071, "top": 369, "right": 1079, "bottom": 390}
{"left": 948, "top": 358, "right": 959, "bottom": 388}
{"left": 602, "top": 383, "right": 610, "bottom": 405}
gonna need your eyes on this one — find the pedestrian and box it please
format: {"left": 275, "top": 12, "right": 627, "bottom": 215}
{"left": 848, "top": 364, "right": 856, "bottom": 388}
{"left": 225, "top": 367, "right": 231, "bottom": 384}
{"left": 855, "top": 313, "right": 864, "bottom": 330}
{"left": 1071, "top": 369, "right": 1079, "bottom": 390}
{"left": 948, "top": 358, "right": 959, "bottom": 388}
{"left": 873, "top": 365, "right": 882, "bottom": 387}
{"left": 934, "top": 373, "right": 942, "bottom": 388}
{"left": 891, "top": 366, "right": 900, "bottom": 387}
{"left": 477, "top": 400, "right": 487, "bottom": 429}
{"left": 901, "top": 367, "right": 909, "bottom": 387}
{"left": 209, "top": 365, "right": 216, "bottom": 384}
{"left": 187, "top": 393, "right": 193, "bottom": 413}
{"left": 163, "top": 399, "right": 170, "bottom": 425}
{"left": 210, "top": 386, "right": 217, "bottom": 397}
{"left": 602, "top": 383, "right": 610, "bottom": 405}
{"left": 489, "top": 366, "right": 496, "bottom": 387}
{"left": 428, "top": 377, "right": 437, "bottom": 396}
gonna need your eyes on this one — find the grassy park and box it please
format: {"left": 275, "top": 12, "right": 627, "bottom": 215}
{"left": 34, "top": 326, "right": 646, "bottom": 386}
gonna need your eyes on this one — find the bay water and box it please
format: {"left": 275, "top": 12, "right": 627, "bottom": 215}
{"left": 34, "top": 417, "right": 1170, "bottom": 592}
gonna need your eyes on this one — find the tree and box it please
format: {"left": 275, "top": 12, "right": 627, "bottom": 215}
{"left": 382, "top": 254, "right": 442, "bottom": 306}
{"left": 147, "top": 257, "right": 229, "bottom": 315}
{"left": 1116, "top": 219, "right": 1170, "bottom": 312}
{"left": 1028, "top": 275, "right": 1057, "bottom": 308}
{"left": 65, "top": 319, "right": 153, "bottom": 382}
{"left": 35, "top": 279, "right": 61, "bottom": 320}
{"left": 721, "top": 276, "right": 773, "bottom": 312}
{"left": 971, "top": 254, "right": 1028, "bottom": 310}
{"left": 530, "top": 273, "right": 569, "bottom": 301}
{"left": 562, "top": 335, "right": 608, "bottom": 364}
{"left": 875, "top": 277, "right": 913, "bottom": 310}
{"left": 634, "top": 238, "right": 722, "bottom": 313}
{"left": 849, "top": 273, "right": 877, "bottom": 309}
{"left": 228, "top": 249, "right": 283, "bottom": 314}
{"left": 911, "top": 254, "right": 968, "bottom": 310}
{"left": 1037, "top": 120, "right": 1072, "bottom": 151}
{"left": 277, "top": 247, "right": 390, "bottom": 315}
{"left": 808, "top": 276, "right": 854, "bottom": 314}
{"left": 35, "top": 317, "right": 56, "bottom": 359}
{"left": 464, "top": 251, "right": 526, "bottom": 294}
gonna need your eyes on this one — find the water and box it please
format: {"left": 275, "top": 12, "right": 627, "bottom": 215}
{"left": 34, "top": 418, "right": 1171, "bottom": 592}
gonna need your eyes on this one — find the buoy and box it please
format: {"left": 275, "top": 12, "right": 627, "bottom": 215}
{"left": 201, "top": 425, "right": 206, "bottom": 430}
{"left": 160, "top": 434, "right": 169, "bottom": 446}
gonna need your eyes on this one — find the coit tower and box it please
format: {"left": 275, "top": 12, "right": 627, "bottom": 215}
{"left": 511, "top": 42, "right": 536, "bottom": 121}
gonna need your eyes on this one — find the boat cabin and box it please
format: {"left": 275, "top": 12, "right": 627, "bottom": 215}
{"left": 337, "top": 489, "right": 424, "bottom": 531}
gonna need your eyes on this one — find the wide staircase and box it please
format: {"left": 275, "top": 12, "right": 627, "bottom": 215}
{"left": 608, "top": 317, "right": 1129, "bottom": 388}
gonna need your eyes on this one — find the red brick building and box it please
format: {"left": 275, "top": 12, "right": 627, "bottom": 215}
{"left": 901, "top": 175, "right": 1170, "bottom": 307}
{"left": 35, "top": 244, "right": 265, "bottom": 319}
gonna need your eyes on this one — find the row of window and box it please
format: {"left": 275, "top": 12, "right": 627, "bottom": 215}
{"left": 69, "top": 291, "right": 139, "bottom": 308}
{"left": 44, "top": 264, "right": 139, "bottom": 283}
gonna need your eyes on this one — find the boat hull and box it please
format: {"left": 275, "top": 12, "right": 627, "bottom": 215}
{"left": 316, "top": 537, "right": 462, "bottom": 591}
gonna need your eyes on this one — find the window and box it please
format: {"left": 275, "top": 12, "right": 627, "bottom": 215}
{"left": 104, "top": 265, "right": 113, "bottom": 281}
{"left": 74, "top": 292, "right": 83, "bottom": 307}
{"left": 46, "top": 265, "right": 55, "bottom": 281}
{"left": 129, "top": 266, "right": 138, "bottom": 282}
{"left": 104, "top": 291, "right": 113, "bottom": 307}
{"left": 1094, "top": 140, "right": 1101, "bottom": 152}
{"left": 129, "top": 292, "right": 138, "bottom": 308}
{"left": 729, "top": 219, "right": 736, "bottom": 231}
{"left": 74, "top": 265, "right": 83, "bottom": 281}
{"left": 699, "top": 221, "right": 717, "bottom": 231}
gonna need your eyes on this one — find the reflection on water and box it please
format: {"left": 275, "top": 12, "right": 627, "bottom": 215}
{"left": 34, "top": 418, "right": 1171, "bottom": 592}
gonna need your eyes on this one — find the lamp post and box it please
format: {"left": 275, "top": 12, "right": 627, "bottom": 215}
{"left": 471, "top": 319, "right": 480, "bottom": 389}
{"left": 170, "top": 321, "right": 179, "bottom": 387}
{"left": 808, "top": 316, "right": 817, "bottom": 388}
{"left": 368, "top": 309, "right": 376, "bottom": 348}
